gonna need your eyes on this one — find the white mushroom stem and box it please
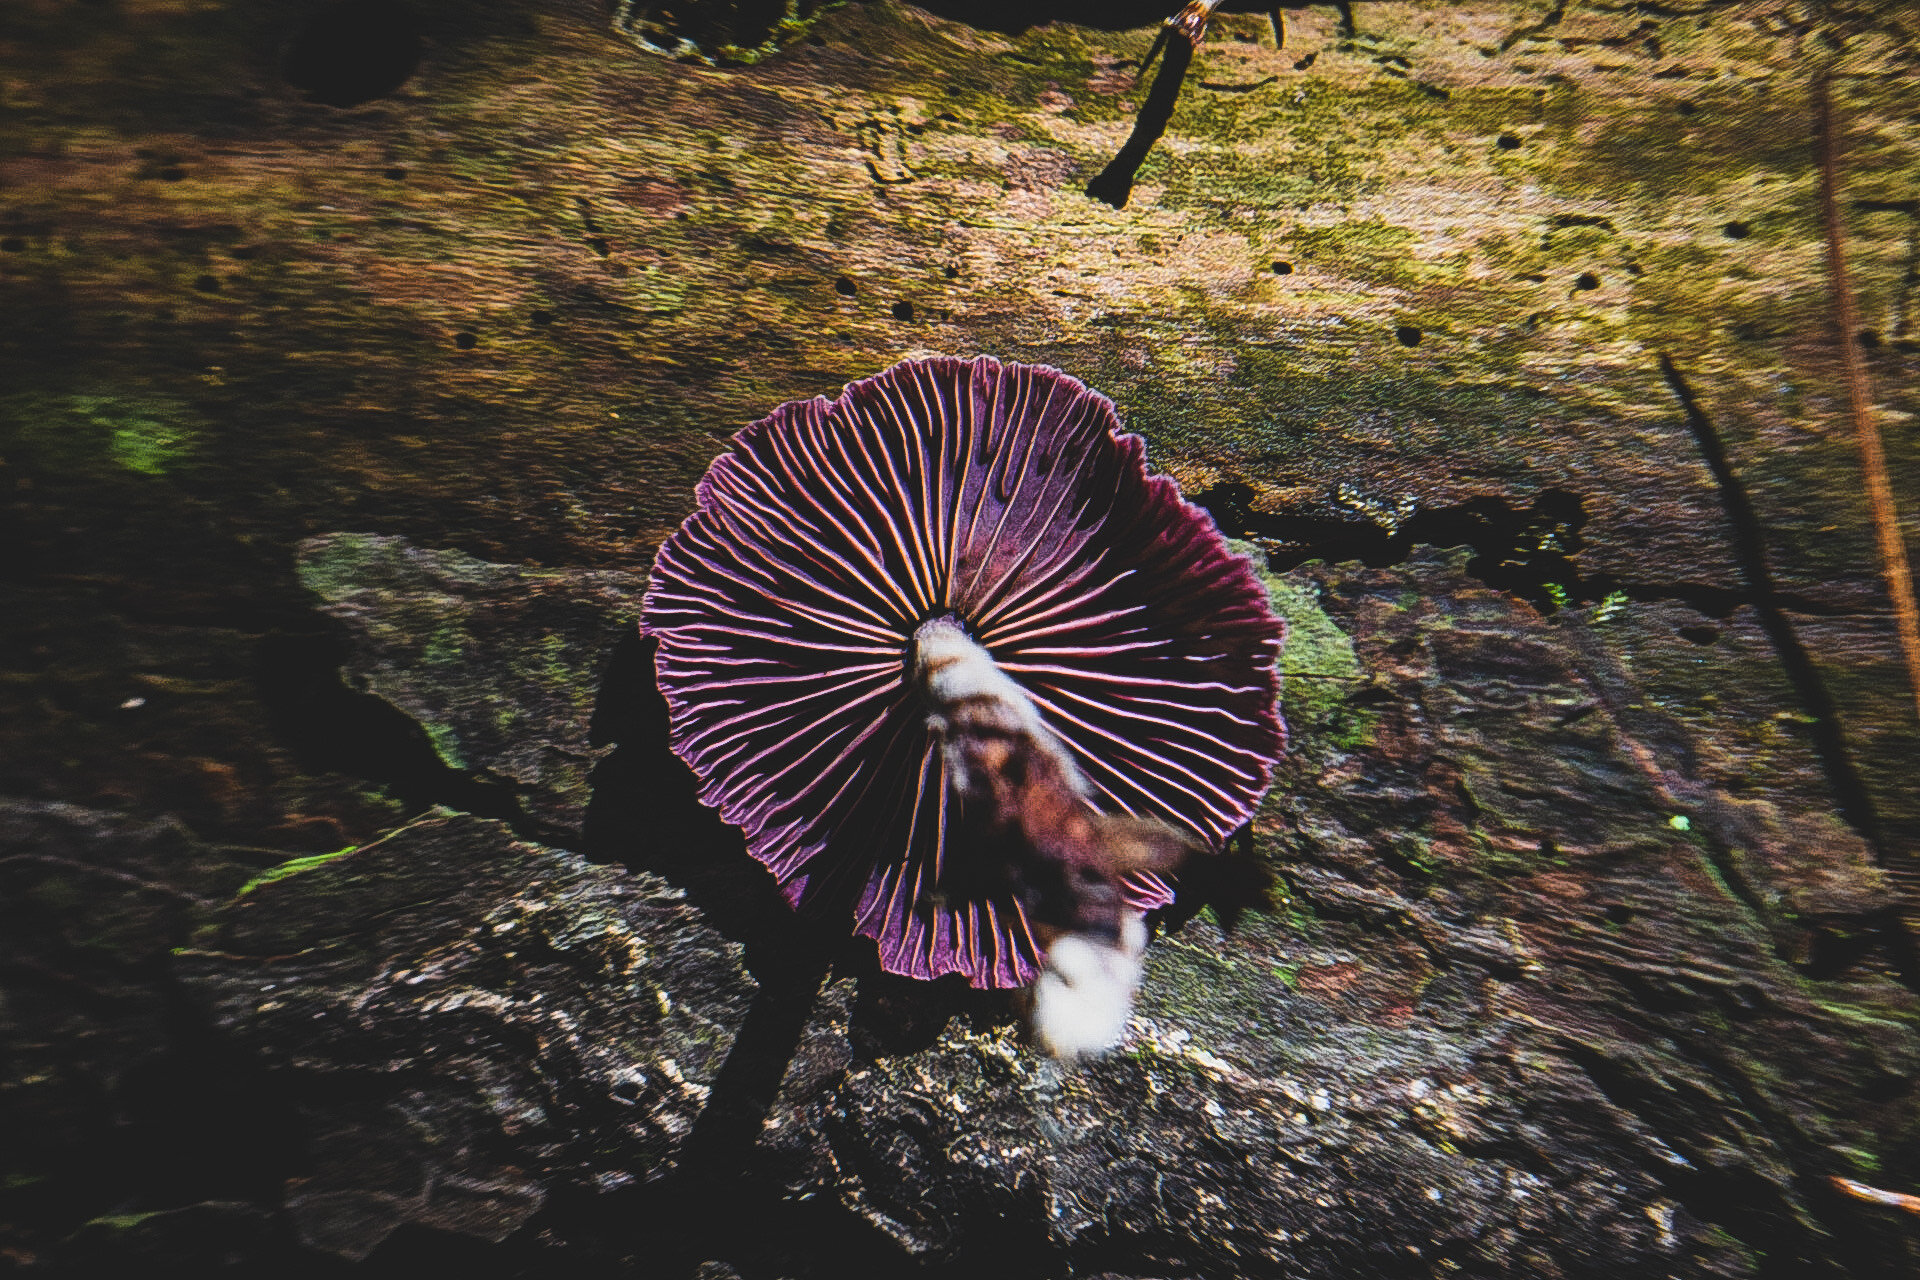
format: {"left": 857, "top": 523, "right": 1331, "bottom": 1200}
{"left": 911, "top": 615, "right": 1086, "bottom": 801}
{"left": 911, "top": 615, "right": 1150, "bottom": 1061}
{"left": 1029, "top": 915, "right": 1149, "bottom": 1062}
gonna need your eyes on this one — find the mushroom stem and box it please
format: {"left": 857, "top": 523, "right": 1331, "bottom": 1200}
{"left": 912, "top": 615, "right": 1198, "bottom": 1058}
{"left": 912, "top": 615, "right": 1086, "bottom": 806}
{"left": 1030, "top": 914, "right": 1150, "bottom": 1062}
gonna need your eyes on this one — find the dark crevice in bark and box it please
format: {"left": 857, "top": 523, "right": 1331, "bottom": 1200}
{"left": 1497, "top": 0, "right": 1567, "bottom": 52}
{"left": 1189, "top": 480, "right": 1851, "bottom": 620}
{"left": 1192, "top": 481, "right": 1590, "bottom": 604}
{"left": 1804, "top": 903, "right": 1920, "bottom": 990}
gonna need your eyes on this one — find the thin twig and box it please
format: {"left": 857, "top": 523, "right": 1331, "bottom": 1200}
{"left": 1087, "top": 4, "right": 1217, "bottom": 209}
{"left": 1832, "top": 1175, "right": 1920, "bottom": 1215}
{"left": 1086, "top": 3, "right": 1291, "bottom": 209}
{"left": 1657, "top": 354, "right": 1880, "bottom": 842}
{"left": 1813, "top": 68, "right": 1920, "bottom": 726}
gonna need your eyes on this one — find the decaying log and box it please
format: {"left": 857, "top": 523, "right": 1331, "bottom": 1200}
{"left": 3, "top": 1, "right": 1919, "bottom": 1273}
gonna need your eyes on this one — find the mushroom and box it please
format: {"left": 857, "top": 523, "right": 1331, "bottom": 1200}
{"left": 642, "top": 355, "right": 1285, "bottom": 1056}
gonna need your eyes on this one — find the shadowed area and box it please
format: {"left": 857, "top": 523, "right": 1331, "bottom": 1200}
{"left": 582, "top": 630, "right": 1021, "bottom": 1152}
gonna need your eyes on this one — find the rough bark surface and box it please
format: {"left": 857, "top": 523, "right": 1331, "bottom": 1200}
{"left": 3, "top": 0, "right": 1919, "bottom": 1275}
{"left": 176, "top": 814, "right": 753, "bottom": 1260}
{"left": 295, "top": 532, "right": 645, "bottom": 834}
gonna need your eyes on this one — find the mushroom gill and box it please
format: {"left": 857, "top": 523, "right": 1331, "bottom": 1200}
{"left": 641, "top": 355, "right": 1286, "bottom": 1052}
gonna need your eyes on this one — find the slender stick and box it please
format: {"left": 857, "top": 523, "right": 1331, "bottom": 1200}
{"left": 1813, "top": 69, "right": 1920, "bottom": 726}
{"left": 1831, "top": 1175, "right": 1920, "bottom": 1216}
{"left": 1086, "top": 2, "right": 1222, "bottom": 210}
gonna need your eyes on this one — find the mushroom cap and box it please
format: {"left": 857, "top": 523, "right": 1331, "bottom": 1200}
{"left": 642, "top": 356, "right": 1285, "bottom": 988}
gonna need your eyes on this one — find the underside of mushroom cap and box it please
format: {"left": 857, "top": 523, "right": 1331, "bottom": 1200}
{"left": 642, "top": 356, "right": 1285, "bottom": 988}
